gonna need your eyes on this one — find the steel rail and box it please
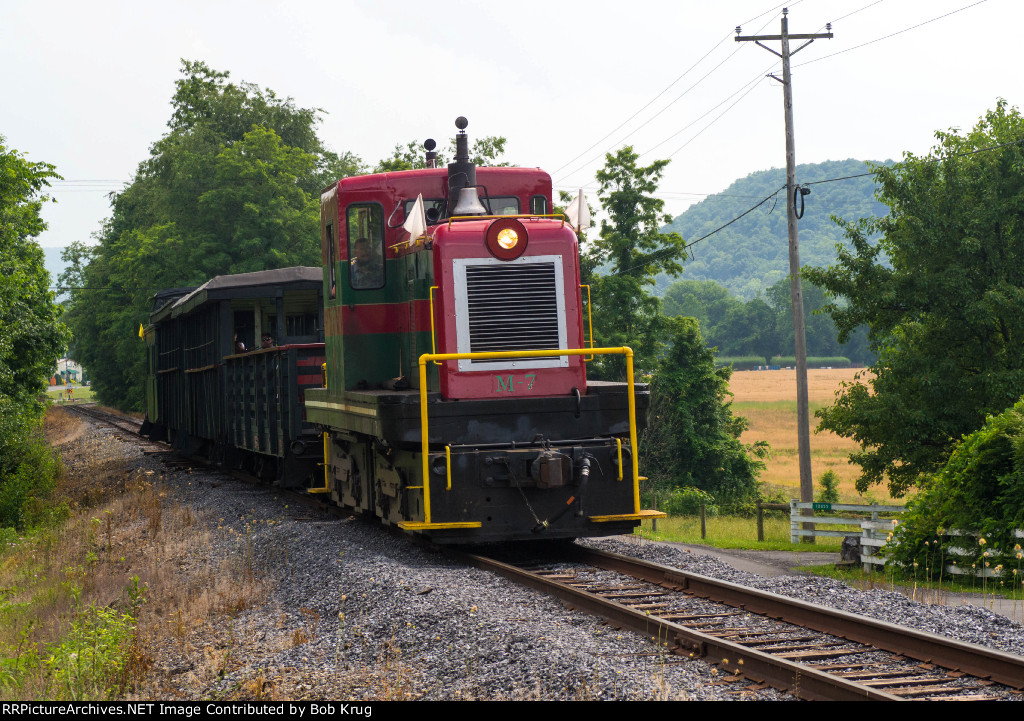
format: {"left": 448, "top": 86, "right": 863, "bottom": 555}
{"left": 461, "top": 550, "right": 902, "bottom": 701}
{"left": 62, "top": 403, "right": 145, "bottom": 436}
{"left": 567, "top": 545, "right": 1024, "bottom": 691}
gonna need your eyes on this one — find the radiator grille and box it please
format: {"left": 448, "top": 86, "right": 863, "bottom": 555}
{"left": 463, "top": 261, "right": 561, "bottom": 363}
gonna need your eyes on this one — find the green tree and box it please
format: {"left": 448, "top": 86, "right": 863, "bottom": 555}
{"left": 64, "top": 61, "right": 359, "bottom": 410}
{"left": 196, "top": 126, "right": 320, "bottom": 274}
{"left": 713, "top": 297, "right": 782, "bottom": 365}
{"left": 763, "top": 276, "right": 871, "bottom": 362}
{"left": 660, "top": 276, "right": 874, "bottom": 365}
{"left": 662, "top": 279, "right": 744, "bottom": 330}
{"left": 816, "top": 470, "right": 841, "bottom": 504}
{"left": 0, "top": 137, "right": 69, "bottom": 407}
{"left": 374, "top": 135, "right": 509, "bottom": 172}
{"left": 588, "top": 147, "right": 685, "bottom": 376}
{"left": 804, "top": 101, "right": 1024, "bottom": 495}
{"left": 0, "top": 137, "right": 68, "bottom": 529}
{"left": 642, "top": 317, "right": 767, "bottom": 508}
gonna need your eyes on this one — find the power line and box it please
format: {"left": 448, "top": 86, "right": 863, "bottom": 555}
{"left": 52, "top": 179, "right": 126, "bottom": 183}
{"left": 549, "top": 31, "right": 733, "bottom": 179}
{"left": 552, "top": 34, "right": 743, "bottom": 184}
{"left": 794, "top": 0, "right": 989, "bottom": 69}
{"left": 554, "top": 186, "right": 768, "bottom": 200}
{"left": 51, "top": 135, "right": 1024, "bottom": 295}
{"left": 683, "top": 185, "right": 786, "bottom": 250}
{"left": 658, "top": 72, "right": 769, "bottom": 160}
{"left": 827, "top": 0, "right": 887, "bottom": 26}
{"left": 602, "top": 133, "right": 1024, "bottom": 280}
{"left": 554, "top": 2, "right": 800, "bottom": 185}
{"left": 558, "top": 67, "right": 774, "bottom": 196}
{"left": 565, "top": 0, "right": 993, "bottom": 201}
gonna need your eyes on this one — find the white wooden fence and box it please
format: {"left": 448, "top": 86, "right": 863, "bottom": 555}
{"left": 936, "top": 529, "right": 1024, "bottom": 579}
{"left": 789, "top": 500, "right": 903, "bottom": 541}
{"left": 788, "top": 500, "right": 903, "bottom": 570}
{"left": 789, "top": 501, "right": 1024, "bottom": 576}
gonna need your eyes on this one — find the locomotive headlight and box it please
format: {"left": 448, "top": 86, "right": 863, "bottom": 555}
{"left": 485, "top": 218, "right": 528, "bottom": 260}
{"left": 496, "top": 228, "right": 519, "bottom": 250}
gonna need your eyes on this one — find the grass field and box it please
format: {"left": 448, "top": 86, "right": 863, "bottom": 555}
{"left": 636, "top": 513, "right": 846, "bottom": 551}
{"left": 727, "top": 367, "right": 902, "bottom": 504}
{"left": 45, "top": 384, "right": 96, "bottom": 403}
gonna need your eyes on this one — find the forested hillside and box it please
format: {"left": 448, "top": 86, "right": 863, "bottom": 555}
{"left": 659, "top": 158, "right": 889, "bottom": 299}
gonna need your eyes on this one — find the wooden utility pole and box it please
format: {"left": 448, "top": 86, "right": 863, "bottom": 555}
{"left": 736, "top": 10, "right": 832, "bottom": 539}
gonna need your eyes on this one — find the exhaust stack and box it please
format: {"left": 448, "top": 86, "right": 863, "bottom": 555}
{"left": 447, "top": 116, "right": 484, "bottom": 216}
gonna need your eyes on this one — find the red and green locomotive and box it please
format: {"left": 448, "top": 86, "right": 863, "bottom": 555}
{"left": 142, "top": 118, "right": 661, "bottom": 543}
{"left": 304, "top": 119, "right": 662, "bottom": 542}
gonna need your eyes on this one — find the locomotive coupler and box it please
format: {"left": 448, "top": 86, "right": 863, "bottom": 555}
{"left": 531, "top": 455, "right": 594, "bottom": 533}
{"left": 531, "top": 450, "right": 572, "bottom": 488}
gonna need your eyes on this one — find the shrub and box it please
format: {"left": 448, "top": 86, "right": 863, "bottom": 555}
{"left": 817, "top": 470, "right": 841, "bottom": 504}
{"left": 713, "top": 356, "right": 767, "bottom": 371}
{"left": 46, "top": 604, "right": 138, "bottom": 700}
{"left": 888, "top": 398, "right": 1024, "bottom": 577}
{"left": 0, "top": 398, "right": 62, "bottom": 530}
{"left": 770, "top": 356, "right": 851, "bottom": 368}
{"left": 661, "top": 487, "right": 718, "bottom": 517}
{"left": 643, "top": 318, "right": 767, "bottom": 509}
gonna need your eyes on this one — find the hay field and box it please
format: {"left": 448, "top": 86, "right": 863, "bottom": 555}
{"left": 728, "top": 367, "right": 891, "bottom": 502}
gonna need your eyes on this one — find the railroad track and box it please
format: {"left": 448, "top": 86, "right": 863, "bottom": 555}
{"left": 464, "top": 545, "right": 1024, "bottom": 701}
{"left": 60, "top": 403, "right": 180, "bottom": 458}
{"left": 61, "top": 403, "right": 346, "bottom": 511}
{"left": 62, "top": 402, "right": 144, "bottom": 435}
{"left": 57, "top": 403, "right": 1024, "bottom": 699}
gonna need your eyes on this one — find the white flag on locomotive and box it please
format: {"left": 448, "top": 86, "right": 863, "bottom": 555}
{"left": 404, "top": 193, "right": 428, "bottom": 245}
{"left": 564, "top": 189, "right": 591, "bottom": 233}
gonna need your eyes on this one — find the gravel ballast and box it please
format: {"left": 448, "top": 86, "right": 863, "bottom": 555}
{"left": 60, "top": 417, "right": 1024, "bottom": 701}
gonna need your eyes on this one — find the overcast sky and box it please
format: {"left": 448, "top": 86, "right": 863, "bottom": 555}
{"left": 2, "top": 0, "right": 1017, "bottom": 249}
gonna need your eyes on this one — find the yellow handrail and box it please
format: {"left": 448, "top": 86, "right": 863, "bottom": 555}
{"left": 447, "top": 213, "right": 567, "bottom": 230}
{"left": 417, "top": 346, "right": 642, "bottom": 526}
{"left": 580, "top": 284, "right": 594, "bottom": 362}
{"left": 308, "top": 431, "right": 332, "bottom": 494}
{"left": 428, "top": 286, "right": 442, "bottom": 366}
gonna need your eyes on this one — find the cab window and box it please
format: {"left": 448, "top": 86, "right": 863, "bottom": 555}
{"left": 346, "top": 204, "right": 385, "bottom": 290}
{"left": 326, "top": 221, "right": 337, "bottom": 298}
{"left": 489, "top": 196, "right": 519, "bottom": 215}
{"left": 403, "top": 197, "right": 447, "bottom": 225}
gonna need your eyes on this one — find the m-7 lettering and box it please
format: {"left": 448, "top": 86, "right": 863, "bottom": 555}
{"left": 495, "top": 374, "right": 538, "bottom": 393}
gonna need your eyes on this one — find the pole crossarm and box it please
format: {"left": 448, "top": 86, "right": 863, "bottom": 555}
{"left": 736, "top": 33, "right": 833, "bottom": 42}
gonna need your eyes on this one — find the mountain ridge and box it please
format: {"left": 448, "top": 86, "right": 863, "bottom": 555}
{"left": 657, "top": 158, "right": 890, "bottom": 299}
